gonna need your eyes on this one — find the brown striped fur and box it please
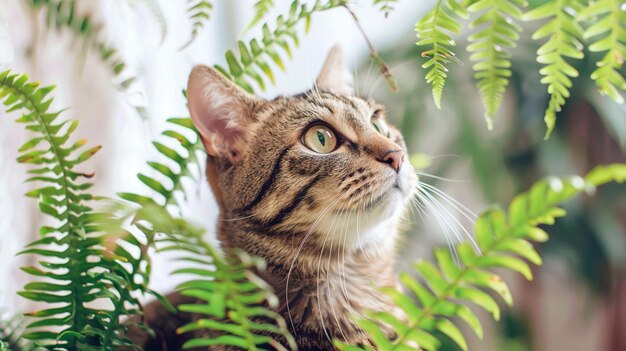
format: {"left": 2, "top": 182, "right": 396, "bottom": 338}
{"left": 128, "top": 47, "right": 418, "bottom": 350}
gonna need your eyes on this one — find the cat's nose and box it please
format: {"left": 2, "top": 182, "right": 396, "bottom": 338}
{"left": 380, "top": 149, "right": 404, "bottom": 172}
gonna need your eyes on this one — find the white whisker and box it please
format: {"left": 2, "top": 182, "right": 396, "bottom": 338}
{"left": 286, "top": 197, "right": 341, "bottom": 336}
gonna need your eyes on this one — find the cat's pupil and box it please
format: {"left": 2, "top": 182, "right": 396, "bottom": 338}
{"left": 317, "top": 130, "right": 326, "bottom": 146}
{"left": 372, "top": 122, "right": 380, "bottom": 133}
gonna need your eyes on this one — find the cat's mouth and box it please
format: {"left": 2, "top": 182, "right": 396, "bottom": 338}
{"left": 362, "top": 177, "right": 405, "bottom": 211}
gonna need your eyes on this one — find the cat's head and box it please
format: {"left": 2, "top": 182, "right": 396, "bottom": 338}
{"left": 187, "top": 46, "right": 418, "bottom": 252}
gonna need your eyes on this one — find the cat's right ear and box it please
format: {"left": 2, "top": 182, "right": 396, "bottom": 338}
{"left": 187, "top": 65, "right": 261, "bottom": 163}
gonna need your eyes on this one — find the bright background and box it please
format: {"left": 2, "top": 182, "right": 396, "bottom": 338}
{"left": 1, "top": 1, "right": 625, "bottom": 350}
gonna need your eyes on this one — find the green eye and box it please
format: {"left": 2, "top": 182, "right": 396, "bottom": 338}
{"left": 303, "top": 125, "right": 338, "bottom": 153}
{"left": 371, "top": 118, "right": 389, "bottom": 136}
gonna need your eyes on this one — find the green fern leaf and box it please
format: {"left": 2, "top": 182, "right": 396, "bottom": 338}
{"left": 467, "top": 0, "right": 527, "bottom": 128}
{"left": 415, "top": 0, "right": 467, "bottom": 109}
{"left": 27, "top": 1, "right": 137, "bottom": 95}
{"left": 578, "top": 0, "right": 626, "bottom": 103}
{"left": 246, "top": 0, "right": 276, "bottom": 32}
{"left": 218, "top": 0, "right": 347, "bottom": 93}
{"left": 103, "top": 202, "right": 297, "bottom": 351}
{"left": 1, "top": 70, "right": 149, "bottom": 350}
{"left": 341, "top": 163, "right": 626, "bottom": 351}
{"left": 524, "top": 0, "right": 584, "bottom": 139}
{"left": 181, "top": 0, "right": 214, "bottom": 49}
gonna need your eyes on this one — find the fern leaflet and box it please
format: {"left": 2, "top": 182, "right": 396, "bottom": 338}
{"left": 467, "top": 0, "right": 527, "bottom": 129}
{"left": 339, "top": 163, "right": 626, "bottom": 351}
{"left": 524, "top": 0, "right": 585, "bottom": 139}
{"left": 217, "top": 0, "right": 347, "bottom": 93}
{"left": 246, "top": 0, "right": 276, "bottom": 33}
{"left": 415, "top": 0, "right": 467, "bottom": 109}
{"left": 578, "top": 0, "right": 626, "bottom": 103}
{"left": 181, "top": 0, "right": 214, "bottom": 49}
{"left": 28, "top": 0, "right": 136, "bottom": 91}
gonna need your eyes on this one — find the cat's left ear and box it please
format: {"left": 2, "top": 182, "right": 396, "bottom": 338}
{"left": 315, "top": 45, "right": 354, "bottom": 95}
{"left": 187, "top": 65, "right": 263, "bottom": 163}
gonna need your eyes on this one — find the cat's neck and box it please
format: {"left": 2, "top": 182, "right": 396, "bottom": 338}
{"left": 217, "top": 219, "right": 399, "bottom": 348}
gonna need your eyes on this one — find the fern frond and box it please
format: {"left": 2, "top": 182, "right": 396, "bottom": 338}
{"left": 524, "top": 0, "right": 584, "bottom": 139}
{"left": 341, "top": 164, "right": 626, "bottom": 351}
{"left": 181, "top": 0, "right": 214, "bottom": 49}
{"left": 578, "top": 0, "right": 626, "bottom": 103}
{"left": 101, "top": 201, "right": 297, "bottom": 351}
{"left": 246, "top": 0, "right": 276, "bottom": 33}
{"left": 118, "top": 116, "right": 203, "bottom": 210}
{"left": 27, "top": 0, "right": 136, "bottom": 91}
{"left": 467, "top": 0, "right": 527, "bottom": 128}
{"left": 0, "top": 70, "right": 147, "bottom": 350}
{"left": 415, "top": 0, "right": 467, "bottom": 109}
{"left": 373, "top": 0, "right": 398, "bottom": 17}
{"left": 217, "top": 0, "right": 347, "bottom": 93}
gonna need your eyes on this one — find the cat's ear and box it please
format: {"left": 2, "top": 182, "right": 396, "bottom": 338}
{"left": 187, "top": 65, "right": 262, "bottom": 163}
{"left": 315, "top": 45, "right": 353, "bottom": 95}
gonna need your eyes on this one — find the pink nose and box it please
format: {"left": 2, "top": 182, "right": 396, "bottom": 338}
{"left": 381, "top": 149, "right": 404, "bottom": 172}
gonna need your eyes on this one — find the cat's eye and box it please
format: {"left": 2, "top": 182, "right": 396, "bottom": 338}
{"left": 371, "top": 118, "right": 389, "bottom": 137}
{"left": 303, "top": 125, "right": 338, "bottom": 154}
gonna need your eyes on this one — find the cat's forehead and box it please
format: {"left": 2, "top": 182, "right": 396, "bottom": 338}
{"left": 257, "top": 90, "right": 384, "bottom": 128}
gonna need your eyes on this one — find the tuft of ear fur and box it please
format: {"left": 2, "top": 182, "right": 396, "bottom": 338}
{"left": 316, "top": 45, "right": 354, "bottom": 95}
{"left": 187, "top": 65, "right": 262, "bottom": 163}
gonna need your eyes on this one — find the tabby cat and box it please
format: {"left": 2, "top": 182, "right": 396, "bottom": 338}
{"left": 128, "top": 46, "right": 419, "bottom": 350}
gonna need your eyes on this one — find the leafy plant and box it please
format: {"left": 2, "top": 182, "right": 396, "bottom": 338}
{"left": 523, "top": 0, "right": 584, "bottom": 138}
{"left": 415, "top": 0, "right": 467, "bottom": 109}
{"left": 414, "top": 0, "right": 625, "bottom": 136}
{"left": 216, "top": 0, "right": 348, "bottom": 93}
{"left": 27, "top": 0, "right": 135, "bottom": 90}
{"left": 338, "top": 164, "right": 626, "bottom": 351}
{"left": 578, "top": 0, "right": 626, "bottom": 103}
{"left": 467, "top": 0, "right": 527, "bottom": 128}
{"left": 247, "top": 0, "right": 276, "bottom": 32}
{"left": 181, "top": 0, "right": 214, "bottom": 49}
{"left": 0, "top": 71, "right": 149, "bottom": 350}
{"left": 108, "top": 203, "right": 297, "bottom": 350}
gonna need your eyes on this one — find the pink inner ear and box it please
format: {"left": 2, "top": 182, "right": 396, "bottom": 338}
{"left": 188, "top": 76, "right": 247, "bottom": 159}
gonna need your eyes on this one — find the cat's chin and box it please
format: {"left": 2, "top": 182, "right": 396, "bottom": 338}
{"left": 316, "top": 172, "right": 418, "bottom": 251}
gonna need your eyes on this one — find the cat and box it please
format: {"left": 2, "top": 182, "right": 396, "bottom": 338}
{"left": 126, "top": 46, "right": 419, "bottom": 350}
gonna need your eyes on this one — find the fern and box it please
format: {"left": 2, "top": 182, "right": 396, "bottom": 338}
{"left": 28, "top": 0, "right": 136, "bottom": 90}
{"left": 99, "top": 198, "right": 297, "bottom": 351}
{"left": 578, "top": 0, "right": 626, "bottom": 103}
{"left": 415, "top": 0, "right": 467, "bottom": 109}
{"left": 524, "top": 0, "right": 585, "bottom": 139}
{"left": 181, "top": 0, "right": 214, "bottom": 49}
{"left": 373, "top": 0, "right": 398, "bottom": 17}
{"left": 466, "top": 0, "right": 527, "bottom": 129}
{"left": 339, "top": 163, "right": 626, "bottom": 351}
{"left": 246, "top": 0, "right": 276, "bottom": 33}
{"left": 0, "top": 70, "right": 149, "bottom": 350}
{"left": 217, "top": 0, "right": 347, "bottom": 93}
{"left": 148, "top": 206, "right": 296, "bottom": 350}
{"left": 118, "top": 116, "right": 203, "bottom": 210}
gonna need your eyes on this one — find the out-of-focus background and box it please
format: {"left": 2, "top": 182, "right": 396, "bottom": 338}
{"left": 1, "top": 1, "right": 625, "bottom": 350}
